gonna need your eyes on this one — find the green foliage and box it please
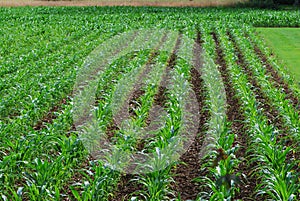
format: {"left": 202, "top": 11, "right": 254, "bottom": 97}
{"left": 0, "top": 6, "right": 300, "bottom": 200}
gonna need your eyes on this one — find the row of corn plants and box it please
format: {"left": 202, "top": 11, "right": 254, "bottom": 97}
{"left": 72, "top": 52, "right": 153, "bottom": 201}
{"left": 1, "top": 24, "right": 100, "bottom": 120}
{"left": 70, "top": 30, "right": 168, "bottom": 200}
{"left": 0, "top": 29, "right": 154, "bottom": 201}
{"left": 0, "top": 99, "right": 86, "bottom": 200}
{"left": 0, "top": 26, "right": 143, "bottom": 199}
{"left": 193, "top": 24, "right": 240, "bottom": 200}
{"left": 73, "top": 30, "right": 190, "bottom": 200}
{"left": 0, "top": 30, "right": 134, "bottom": 201}
{"left": 127, "top": 31, "right": 210, "bottom": 200}
{"left": 0, "top": 7, "right": 155, "bottom": 138}
{"left": 1, "top": 6, "right": 300, "bottom": 200}
{"left": 216, "top": 25, "right": 298, "bottom": 200}
{"left": 229, "top": 26, "right": 300, "bottom": 153}
{"left": 129, "top": 33, "right": 189, "bottom": 201}
{"left": 246, "top": 27, "right": 300, "bottom": 106}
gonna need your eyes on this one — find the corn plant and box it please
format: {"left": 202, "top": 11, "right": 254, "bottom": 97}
{"left": 1, "top": 6, "right": 300, "bottom": 201}
{"left": 216, "top": 26, "right": 298, "bottom": 200}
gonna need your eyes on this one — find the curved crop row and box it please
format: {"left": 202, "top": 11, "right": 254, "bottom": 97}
{"left": 229, "top": 26, "right": 300, "bottom": 154}
{"left": 216, "top": 26, "right": 298, "bottom": 200}
{"left": 1, "top": 6, "right": 300, "bottom": 201}
{"left": 194, "top": 25, "right": 240, "bottom": 200}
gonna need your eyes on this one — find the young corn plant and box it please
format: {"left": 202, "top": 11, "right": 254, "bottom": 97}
{"left": 131, "top": 150, "right": 176, "bottom": 201}
{"left": 70, "top": 160, "right": 120, "bottom": 201}
{"left": 192, "top": 26, "right": 240, "bottom": 200}
{"left": 196, "top": 123, "right": 240, "bottom": 200}
{"left": 216, "top": 26, "right": 298, "bottom": 200}
{"left": 230, "top": 26, "right": 300, "bottom": 135}
{"left": 247, "top": 26, "right": 300, "bottom": 98}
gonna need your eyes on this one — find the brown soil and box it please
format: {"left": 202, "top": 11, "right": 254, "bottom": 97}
{"left": 63, "top": 155, "right": 96, "bottom": 201}
{"left": 112, "top": 174, "right": 145, "bottom": 201}
{"left": 153, "top": 86, "right": 168, "bottom": 107}
{"left": 111, "top": 33, "right": 172, "bottom": 201}
{"left": 106, "top": 120, "right": 119, "bottom": 142}
{"left": 128, "top": 88, "right": 146, "bottom": 117}
{"left": 0, "top": 0, "right": 240, "bottom": 7}
{"left": 127, "top": 50, "right": 164, "bottom": 119}
{"left": 212, "top": 32, "right": 257, "bottom": 200}
{"left": 171, "top": 32, "right": 209, "bottom": 200}
{"left": 254, "top": 45, "right": 300, "bottom": 112}
{"left": 227, "top": 33, "right": 283, "bottom": 131}
{"left": 33, "top": 96, "right": 71, "bottom": 131}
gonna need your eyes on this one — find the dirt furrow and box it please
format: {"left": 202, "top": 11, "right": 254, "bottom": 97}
{"left": 227, "top": 32, "right": 292, "bottom": 137}
{"left": 111, "top": 33, "right": 176, "bottom": 201}
{"left": 33, "top": 96, "right": 72, "bottom": 131}
{"left": 212, "top": 32, "right": 258, "bottom": 200}
{"left": 170, "top": 32, "right": 208, "bottom": 200}
{"left": 254, "top": 45, "right": 300, "bottom": 112}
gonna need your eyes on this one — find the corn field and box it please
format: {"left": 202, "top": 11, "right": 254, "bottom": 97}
{"left": 0, "top": 6, "right": 300, "bottom": 201}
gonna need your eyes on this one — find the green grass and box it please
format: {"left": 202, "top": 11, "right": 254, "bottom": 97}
{"left": 256, "top": 28, "right": 300, "bottom": 82}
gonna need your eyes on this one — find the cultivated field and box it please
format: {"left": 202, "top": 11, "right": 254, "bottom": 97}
{"left": 0, "top": 6, "right": 300, "bottom": 201}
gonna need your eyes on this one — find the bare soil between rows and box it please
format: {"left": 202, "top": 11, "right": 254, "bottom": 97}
{"left": 212, "top": 32, "right": 258, "bottom": 200}
{"left": 254, "top": 45, "right": 300, "bottom": 112}
{"left": 113, "top": 33, "right": 210, "bottom": 200}
{"left": 22, "top": 26, "right": 299, "bottom": 200}
{"left": 111, "top": 33, "right": 174, "bottom": 200}
{"left": 228, "top": 32, "right": 300, "bottom": 169}
{"left": 170, "top": 32, "right": 209, "bottom": 200}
